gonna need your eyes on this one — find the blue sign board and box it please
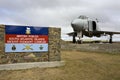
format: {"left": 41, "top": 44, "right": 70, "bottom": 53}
{"left": 5, "top": 25, "right": 48, "bottom": 52}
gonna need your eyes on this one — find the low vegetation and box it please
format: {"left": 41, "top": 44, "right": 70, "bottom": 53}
{"left": 0, "top": 51, "right": 120, "bottom": 80}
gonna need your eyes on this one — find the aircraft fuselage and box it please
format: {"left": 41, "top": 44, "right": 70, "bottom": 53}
{"left": 71, "top": 15, "right": 100, "bottom": 37}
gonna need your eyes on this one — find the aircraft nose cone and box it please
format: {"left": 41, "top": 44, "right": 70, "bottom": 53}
{"left": 71, "top": 19, "right": 84, "bottom": 31}
{"left": 71, "top": 19, "right": 79, "bottom": 27}
{"left": 71, "top": 19, "right": 83, "bottom": 27}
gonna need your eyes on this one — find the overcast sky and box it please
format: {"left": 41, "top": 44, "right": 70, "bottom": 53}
{"left": 0, "top": 0, "right": 120, "bottom": 41}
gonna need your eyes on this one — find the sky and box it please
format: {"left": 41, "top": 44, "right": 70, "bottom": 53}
{"left": 0, "top": 0, "right": 120, "bottom": 41}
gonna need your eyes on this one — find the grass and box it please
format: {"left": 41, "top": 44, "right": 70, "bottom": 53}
{"left": 0, "top": 51, "right": 120, "bottom": 80}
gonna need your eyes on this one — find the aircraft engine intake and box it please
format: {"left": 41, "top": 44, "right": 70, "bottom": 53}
{"left": 88, "top": 21, "right": 97, "bottom": 31}
{"left": 92, "top": 21, "right": 97, "bottom": 31}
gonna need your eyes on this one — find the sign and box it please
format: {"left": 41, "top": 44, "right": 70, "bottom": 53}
{"left": 5, "top": 25, "right": 48, "bottom": 52}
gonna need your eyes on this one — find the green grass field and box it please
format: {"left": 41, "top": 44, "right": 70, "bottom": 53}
{"left": 0, "top": 51, "right": 120, "bottom": 80}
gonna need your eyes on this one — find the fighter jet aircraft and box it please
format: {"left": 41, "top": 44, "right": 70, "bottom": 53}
{"left": 67, "top": 15, "right": 120, "bottom": 43}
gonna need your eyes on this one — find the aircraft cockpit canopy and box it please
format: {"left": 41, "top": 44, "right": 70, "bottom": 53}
{"left": 78, "top": 15, "right": 88, "bottom": 19}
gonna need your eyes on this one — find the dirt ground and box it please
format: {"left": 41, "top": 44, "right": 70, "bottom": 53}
{"left": 0, "top": 51, "right": 120, "bottom": 80}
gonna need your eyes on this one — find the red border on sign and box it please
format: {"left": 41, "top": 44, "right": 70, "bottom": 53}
{"left": 5, "top": 34, "right": 48, "bottom": 43}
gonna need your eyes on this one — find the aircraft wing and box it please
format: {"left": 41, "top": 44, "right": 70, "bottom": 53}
{"left": 92, "top": 31, "right": 120, "bottom": 35}
{"left": 67, "top": 32, "right": 75, "bottom": 36}
{"left": 67, "top": 31, "right": 120, "bottom": 37}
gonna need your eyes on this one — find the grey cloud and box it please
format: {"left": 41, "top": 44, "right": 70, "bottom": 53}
{"left": 0, "top": 0, "right": 120, "bottom": 40}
